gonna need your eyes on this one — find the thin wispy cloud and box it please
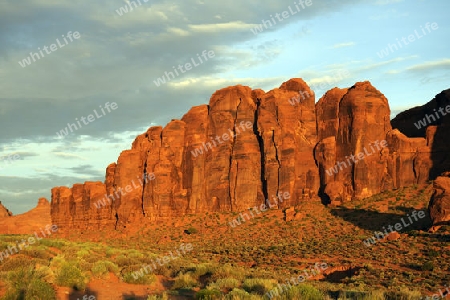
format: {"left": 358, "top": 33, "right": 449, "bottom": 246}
{"left": 330, "top": 42, "right": 356, "bottom": 49}
{"left": 406, "top": 59, "right": 450, "bottom": 72}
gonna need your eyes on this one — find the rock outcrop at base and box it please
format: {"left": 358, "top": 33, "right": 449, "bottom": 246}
{"left": 428, "top": 172, "right": 450, "bottom": 231}
{"left": 47, "top": 79, "right": 450, "bottom": 231}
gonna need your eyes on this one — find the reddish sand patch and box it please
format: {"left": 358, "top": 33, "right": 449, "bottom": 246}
{"left": 55, "top": 273, "right": 165, "bottom": 300}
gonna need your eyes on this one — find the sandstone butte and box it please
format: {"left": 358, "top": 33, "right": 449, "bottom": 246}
{"left": 2, "top": 79, "right": 450, "bottom": 233}
{"left": 0, "top": 198, "right": 51, "bottom": 234}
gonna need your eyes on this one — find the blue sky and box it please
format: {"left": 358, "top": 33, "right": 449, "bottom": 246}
{"left": 0, "top": 0, "right": 449, "bottom": 213}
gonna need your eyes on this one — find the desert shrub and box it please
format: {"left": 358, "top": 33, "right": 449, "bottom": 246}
{"left": 21, "top": 247, "right": 53, "bottom": 260}
{"left": 225, "top": 288, "right": 261, "bottom": 300}
{"left": 76, "top": 249, "right": 91, "bottom": 258}
{"left": 122, "top": 270, "right": 156, "bottom": 285}
{"left": 39, "top": 239, "right": 66, "bottom": 249}
{"left": 172, "top": 273, "right": 198, "bottom": 290}
{"left": 193, "top": 263, "right": 217, "bottom": 278}
{"left": 49, "top": 255, "right": 66, "bottom": 273}
{"left": 78, "top": 259, "right": 94, "bottom": 273}
{"left": 185, "top": 227, "right": 198, "bottom": 234}
{"left": 84, "top": 252, "right": 107, "bottom": 264}
{"left": 212, "top": 264, "right": 246, "bottom": 281}
{"left": 91, "top": 260, "right": 119, "bottom": 278}
{"left": 278, "top": 284, "right": 324, "bottom": 300}
{"left": 421, "top": 261, "right": 434, "bottom": 271}
{"left": 60, "top": 248, "right": 79, "bottom": 261}
{"left": 384, "top": 288, "right": 422, "bottom": 300}
{"left": 147, "top": 293, "right": 169, "bottom": 300}
{"left": 242, "top": 278, "right": 277, "bottom": 295}
{"left": 35, "top": 264, "right": 55, "bottom": 283}
{"left": 0, "top": 254, "right": 35, "bottom": 271}
{"left": 26, "top": 277, "right": 56, "bottom": 300}
{"left": 3, "top": 266, "right": 56, "bottom": 300}
{"left": 127, "top": 249, "right": 145, "bottom": 260}
{"left": 55, "top": 262, "right": 86, "bottom": 290}
{"left": 151, "top": 263, "right": 172, "bottom": 277}
{"left": 105, "top": 247, "right": 120, "bottom": 258}
{"left": 114, "top": 254, "right": 142, "bottom": 267}
{"left": 195, "top": 289, "right": 222, "bottom": 300}
{"left": 363, "top": 290, "right": 385, "bottom": 300}
{"left": 208, "top": 278, "right": 240, "bottom": 291}
{"left": 336, "top": 290, "right": 368, "bottom": 300}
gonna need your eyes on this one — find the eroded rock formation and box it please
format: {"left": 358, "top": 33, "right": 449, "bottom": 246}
{"left": 46, "top": 79, "right": 450, "bottom": 231}
{"left": 428, "top": 172, "right": 450, "bottom": 231}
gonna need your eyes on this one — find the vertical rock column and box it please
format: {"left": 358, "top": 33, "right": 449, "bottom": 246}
{"left": 258, "top": 78, "right": 319, "bottom": 208}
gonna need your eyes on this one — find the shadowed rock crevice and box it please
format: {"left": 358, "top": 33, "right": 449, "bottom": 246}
{"left": 254, "top": 98, "right": 268, "bottom": 204}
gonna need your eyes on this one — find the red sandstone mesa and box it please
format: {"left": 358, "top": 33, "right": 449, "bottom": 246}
{"left": 47, "top": 80, "right": 450, "bottom": 232}
{"left": 1, "top": 79, "right": 448, "bottom": 234}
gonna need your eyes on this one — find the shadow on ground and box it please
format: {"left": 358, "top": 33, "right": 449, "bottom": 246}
{"left": 122, "top": 293, "right": 148, "bottom": 300}
{"left": 330, "top": 207, "right": 432, "bottom": 232}
{"left": 68, "top": 288, "right": 98, "bottom": 300}
{"left": 322, "top": 266, "right": 363, "bottom": 283}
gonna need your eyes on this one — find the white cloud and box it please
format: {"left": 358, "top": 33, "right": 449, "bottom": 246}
{"left": 53, "top": 152, "right": 86, "bottom": 160}
{"left": 406, "top": 58, "right": 450, "bottom": 72}
{"left": 167, "top": 27, "right": 191, "bottom": 36}
{"left": 188, "top": 21, "right": 256, "bottom": 33}
{"left": 330, "top": 42, "right": 356, "bottom": 49}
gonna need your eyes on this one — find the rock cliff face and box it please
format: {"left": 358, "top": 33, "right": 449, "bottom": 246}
{"left": 428, "top": 172, "right": 450, "bottom": 231}
{"left": 49, "top": 79, "right": 450, "bottom": 231}
{"left": 391, "top": 88, "right": 450, "bottom": 230}
{"left": 391, "top": 89, "right": 450, "bottom": 180}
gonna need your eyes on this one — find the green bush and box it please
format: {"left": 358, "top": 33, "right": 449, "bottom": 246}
{"left": 225, "top": 288, "right": 261, "bottom": 300}
{"left": 212, "top": 264, "right": 246, "bottom": 281}
{"left": 185, "top": 227, "right": 198, "bottom": 234}
{"left": 114, "top": 254, "right": 142, "bottom": 267}
{"left": 193, "top": 263, "right": 217, "bottom": 278}
{"left": 384, "top": 288, "right": 422, "bottom": 300}
{"left": 3, "top": 266, "right": 56, "bottom": 300}
{"left": 242, "top": 278, "right": 277, "bottom": 295}
{"left": 55, "top": 262, "right": 86, "bottom": 291}
{"left": 208, "top": 278, "right": 240, "bottom": 291}
{"left": 421, "top": 261, "right": 434, "bottom": 271}
{"left": 278, "top": 284, "right": 324, "bottom": 300}
{"left": 172, "top": 273, "right": 198, "bottom": 289}
{"left": 39, "top": 239, "right": 66, "bottom": 249}
{"left": 26, "top": 278, "right": 56, "bottom": 300}
{"left": 0, "top": 254, "right": 35, "bottom": 272}
{"left": 147, "top": 293, "right": 169, "bottom": 300}
{"left": 91, "top": 260, "right": 119, "bottom": 278}
{"left": 21, "top": 247, "right": 53, "bottom": 260}
{"left": 122, "top": 269, "right": 156, "bottom": 285}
